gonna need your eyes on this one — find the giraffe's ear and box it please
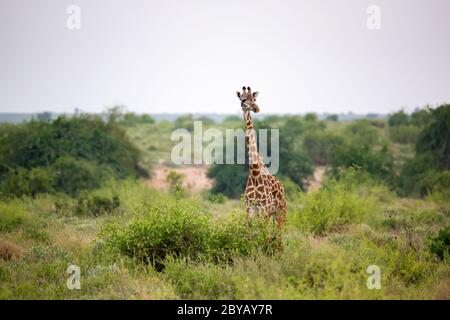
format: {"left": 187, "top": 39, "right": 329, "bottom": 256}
{"left": 253, "top": 91, "right": 259, "bottom": 99}
{"left": 236, "top": 91, "right": 241, "bottom": 99}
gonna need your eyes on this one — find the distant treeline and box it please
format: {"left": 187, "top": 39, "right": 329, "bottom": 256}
{"left": 0, "top": 113, "right": 143, "bottom": 198}
{"left": 208, "top": 105, "right": 450, "bottom": 200}
{"left": 0, "top": 111, "right": 390, "bottom": 124}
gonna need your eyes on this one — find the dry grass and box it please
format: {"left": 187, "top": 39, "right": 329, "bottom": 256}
{"left": 0, "top": 237, "right": 22, "bottom": 261}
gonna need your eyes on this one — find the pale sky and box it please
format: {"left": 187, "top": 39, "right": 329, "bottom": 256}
{"left": 0, "top": 0, "right": 449, "bottom": 114}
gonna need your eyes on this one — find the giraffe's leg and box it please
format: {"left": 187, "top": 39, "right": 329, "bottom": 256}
{"left": 276, "top": 209, "right": 286, "bottom": 229}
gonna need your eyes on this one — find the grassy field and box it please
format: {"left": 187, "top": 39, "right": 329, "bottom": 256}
{"left": 0, "top": 114, "right": 449, "bottom": 300}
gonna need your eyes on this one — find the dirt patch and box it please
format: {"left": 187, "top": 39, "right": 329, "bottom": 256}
{"left": 146, "top": 165, "right": 213, "bottom": 194}
{"left": 308, "top": 166, "right": 326, "bottom": 193}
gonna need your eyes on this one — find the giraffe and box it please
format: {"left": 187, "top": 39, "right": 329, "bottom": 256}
{"left": 236, "top": 86, "right": 287, "bottom": 228}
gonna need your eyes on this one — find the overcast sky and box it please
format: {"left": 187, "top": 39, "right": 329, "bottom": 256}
{"left": 0, "top": 0, "right": 449, "bottom": 114}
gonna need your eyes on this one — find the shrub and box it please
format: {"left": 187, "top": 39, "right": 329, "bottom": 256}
{"left": 416, "top": 104, "right": 450, "bottom": 170}
{"left": 428, "top": 227, "right": 450, "bottom": 261}
{"left": 289, "top": 170, "right": 382, "bottom": 234}
{"left": 331, "top": 143, "right": 394, "bottom": 181}
{"left": 388, "top": 110, "right": 410, "bottom": 127}
{"left": 163, "top": 258, "right": 236, "bottom": 299}
{"left": 75, "top": 192, "right": 121, "bottom": 216}
{"left": 0, "top": 200, "right": 27, "bottom": 232}
{"left": 100, "top": 201, "right": 280, "bottom": 269}
{"left": 206, "top": 192, "right": 225, "bottom": 204}
{"left": 411, "top": 108, "right": 432, "bottom": 127}
{"left": 344, "top": 120, "right": 380, "bottom": 147}
{"left": 51, "top": 157, "right": 103, "bottom": 196}
{"left": 174, "top": 114, "right": 195, "bottom": 132}
{"left": 207, "top": 164, "right": 247, "bottom": 199}
{"left": 119, "top": 112, "right": 155, "bottom": 127}
{"left": 389, "top": 125, "right": 421, "bottom": 144}
{"left": 0, "top": 168, "right": 33, "bottom": 197}
{"left": 0, "top": 114, "right": 143, "bottom": 197}
{"left": 27, "top": 167, "right": 54, "bottom": 196}
{"left": 303, "top": 131, "right": 345, "bottom": 165}
{"left": 166, "top": 171, "right": 185, "bottom": 196}
{"left": 100, "top": 202, "right": 211, "bottom": 269}
{"left": 208, "top": 213, "right": 281, "bottom": 261}
{"left": 326, "top": 114, "right": 338, "bottom": 121}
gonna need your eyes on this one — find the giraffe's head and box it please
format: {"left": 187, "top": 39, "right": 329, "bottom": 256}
{"left": 236, "top": 86, "right": 260, "bottom": 113}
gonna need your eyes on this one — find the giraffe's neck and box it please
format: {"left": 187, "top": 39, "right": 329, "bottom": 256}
{"left": 243, "top": 110, "right": 260, "bottom": 172}
{"left": 243, "top": 110, "right": 271, "bottom": 177}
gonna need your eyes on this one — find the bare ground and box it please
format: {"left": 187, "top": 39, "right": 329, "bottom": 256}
{"left": 308, "top": 166, "right": 326, "bottom": 193}
{"left": 145, "top": 165, "right": 213, "bottom": 194}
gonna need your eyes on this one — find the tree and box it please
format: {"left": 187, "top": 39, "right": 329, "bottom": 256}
{"left": 36, "top": 112, "right": 52, "bottom": 122}
{"left": 388, "top": 110, "right": 410, "bottom": 127}
{"left": 416, "top": 104, "right": 450, "bottom": 170}
{"left": 411, "top": 108, "right": 432, "bottom": 127}
{"left": 326, "top": 114, "right": 339, "bottom": 121}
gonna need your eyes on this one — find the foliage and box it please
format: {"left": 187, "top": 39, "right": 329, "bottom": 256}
{"left": 206, "top": 192, "right": 225, "bottom": 204}
{"left": 326, "top": 114, "right": 338, "bottom": 121}
{"left": 166, "top": 171, "right": 185, "bottom": 197}
{"left": 388, "top": 110, "right": 410, "bottom": 127}
{"left": 174, "top": 114, "right": 195, "bottom": 132}
{"left": 411, "top": 108, "right": 432, "bottom": 127}
{"left": 397, "top": 104, "right": 450, "bottom": 196}
{"left": 119, "top": 113, "right": 155, "bottom": 127}
{"left": 428, "top": 227, "right": 450, "bottom": 261}
{"left": 0, "top": 114, "right": 142, "bottom": 197}
{"left": 415, "top": 104, "right": 450, "bottom": 170}
{"left": 289, "top": 169, "right": 384, "bottom": 234}
{"left": 100, "top": 201, "right": 280, "bottom": 269}
{"left": 389, "top": 125, "right": 421, "bottom": 144}
{"left": 303, "top": 131, "right": 345, "bottom": 165}
{"left": 75, "top": 192, "right": 121, "bottom": 216}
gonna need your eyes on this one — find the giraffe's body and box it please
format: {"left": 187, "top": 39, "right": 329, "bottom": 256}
{"left": 237, "top": 87, "right": 287, "bottom": 228}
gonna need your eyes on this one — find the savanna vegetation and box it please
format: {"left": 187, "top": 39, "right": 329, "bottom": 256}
{"left": 0, "top": 105, "right": 449, "bottom": 299}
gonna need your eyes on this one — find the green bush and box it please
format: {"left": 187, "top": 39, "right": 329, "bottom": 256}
{"left": 344, "top": 120, "right": 380, "bottom": 147}
{"left": 51, "top": 157, "right": 104, "bottom": 196}
{"left": 289, "top": 170, "right": 382, "bottom": 234}
{"left": 207, "top": 164, "right": 247, "bottom": 199}
{"left": 208, "top": 214, "right": 281, "bottom": 261}
{"left": 75, "top": 192, "right": 121, "bottom": 216}
{"left": 388, "top": 110, "right": 410, "bottom": 127}
{"left": 428, "top": 227, "right": 450, "bottom": 261}
{"left": 163, "top": 258, "right": 236, "bottom": 299}
{"left": 411, "top": 108, "right": 432, "bottom": 127}
{"left": 331, "top": 143, "right": 394, "bottom": 181}
{"left": 303, "top": 131, "right": 345, "bottom": 165}
{"left": 100, "top": 202, "right": 212, "bottom": 269}
{"left": 119, "top": 112, "right": 155, "bottom": 127}
{"left": 174, "top": 114, "right": 195, "bottom": 132}
{"left": 0, "top": 168, "right": 33, "bottom": 197}
{"left": 0, "top": 201, "right": 28, "bottom": 232}
{"left": 0, "top": 166, "right": 54, "bottom": 197}
{"left": 166, "top": 171, "right": 185, "bottom": 197}
{"left": 27, "top": 167, "right": 54, "bottom": 196}
{"left": 416, "top": 104, "right": 450, "bottom": 170}
{"left": 100, "top": 202, "right": 280, "bottom": 270}
{"left": 206, "top": 192, "right": 225, "bottom": 204}
{"left": 0, "top": 114, "right": 143, "bottom": 197}
{"left": 389, "top": 125, "right": 421, "bottom": 144}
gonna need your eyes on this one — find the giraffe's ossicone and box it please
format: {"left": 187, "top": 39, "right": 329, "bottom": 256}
{"left": 236, "top": 86, "right": 287, "bottom": 228}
